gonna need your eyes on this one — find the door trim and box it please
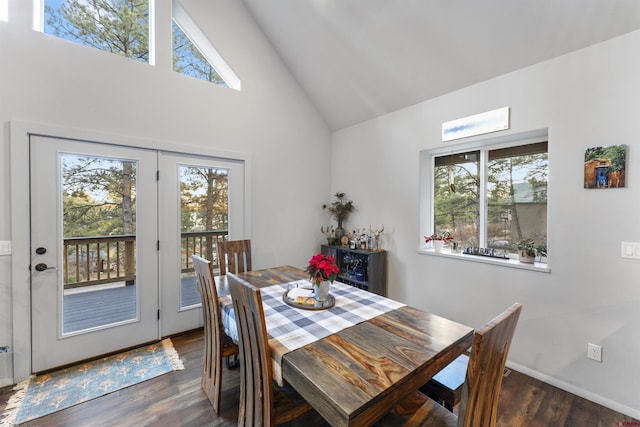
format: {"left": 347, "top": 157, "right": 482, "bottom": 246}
{"left": 9, "top": 120, "right": 252, "bottom": 383}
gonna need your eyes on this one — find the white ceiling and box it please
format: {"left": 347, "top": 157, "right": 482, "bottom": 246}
{"left": 240, "top": 0, "right": 640, "bottom": 131}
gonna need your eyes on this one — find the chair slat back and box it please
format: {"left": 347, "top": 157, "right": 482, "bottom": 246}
{"left": 457, "top": 302, "right": 522, "bottom": 427}
{"left": 228, "top": 273, "right": 274, "bottom": 426}
{"left": 217, "top": 239, "right": 252, "bottom": 275}
{"left": 192, "top": 255, "right": 225, "bottom": 413}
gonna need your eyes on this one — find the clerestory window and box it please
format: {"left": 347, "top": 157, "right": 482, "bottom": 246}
{"left": 172, "top": 21, "right": 226, "bottom": 87}
{"left": 1, "top": 0, "right": 7, "bottom": 22}
{"left": 171, "top": 0, "right": 240, "bottom": 90}
{"left": 37, "top": 1, "right": 240, "bottom": 90}
{"left": 43, "top": 0, "right": 150, "bottom": 63}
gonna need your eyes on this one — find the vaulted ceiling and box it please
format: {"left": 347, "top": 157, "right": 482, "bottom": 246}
{"left": 240, "top": 0, "right": 640, "bottom": 130}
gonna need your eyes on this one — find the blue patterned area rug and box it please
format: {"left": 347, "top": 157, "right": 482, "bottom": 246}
{"left": 1, "top": 339, "right": 184, "bottom": 426}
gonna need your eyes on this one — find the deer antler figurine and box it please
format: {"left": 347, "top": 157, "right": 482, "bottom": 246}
{"left": 370, "top": 224, "right": 384, "bottom": 251}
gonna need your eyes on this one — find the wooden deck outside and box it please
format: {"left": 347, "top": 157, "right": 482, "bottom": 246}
{"left": 61, "top": 230, "right": 226, "bottom": 333}
{"left": 63, "top": 275, "right": 202, "bottom": 334}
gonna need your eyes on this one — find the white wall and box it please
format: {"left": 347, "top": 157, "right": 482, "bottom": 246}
{"left": 0, "top": 0, "right": 330, "bottom": 385}
{"left": 331, "top": 30, "right": 640, "bottom": 417}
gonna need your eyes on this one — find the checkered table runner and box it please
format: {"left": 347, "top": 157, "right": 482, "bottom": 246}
{"left": 220, "top": 280, "right": 405, "bottom": 385}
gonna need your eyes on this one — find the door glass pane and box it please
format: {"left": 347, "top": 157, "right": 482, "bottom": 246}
{"left": 179, "top": 165, "right": 229, "bottom": 308}
{"left": 62, "top": 154, "right": 138, "bottom": 334}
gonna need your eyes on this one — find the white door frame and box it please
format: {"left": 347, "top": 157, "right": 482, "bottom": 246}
{"left": 9, "top": 120, "right": 251, "bottom": 383}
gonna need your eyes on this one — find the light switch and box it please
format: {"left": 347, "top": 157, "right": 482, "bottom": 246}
{"left": 0, "top": 241, "right": 11, "bottom": 256}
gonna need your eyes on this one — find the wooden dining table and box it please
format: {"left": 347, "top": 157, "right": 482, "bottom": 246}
{"left": 218, "top": 265, "right": 473, "bottom": 427}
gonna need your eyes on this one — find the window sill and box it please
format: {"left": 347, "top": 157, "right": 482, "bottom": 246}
{"left": 417, "top": 248, "right": 551, "bottom": 273}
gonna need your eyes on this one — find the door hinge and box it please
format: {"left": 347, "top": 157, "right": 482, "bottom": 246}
{"left": 157, "top": 240, "right": 160, "bottom": 251}
{"left": 157, "top": 309, "right": 160, "bottom": 320}
{"left": 156, "top": 170, "right": 160, "bottom": 181}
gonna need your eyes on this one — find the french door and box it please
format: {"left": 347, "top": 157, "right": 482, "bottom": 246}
{"left": 30, "top": 136, "right": 245, "bottom": 372}
{"left": 158, "top": 152, "right": 245, "bottom": 335}
{"left": 30, "top": 136, "right": 159, "bottom": 372}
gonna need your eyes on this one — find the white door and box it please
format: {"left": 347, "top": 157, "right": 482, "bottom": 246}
{"left": 158, "top": 152, "right": 245, "bottom": 335}
{"left": 30, "top": 136, "right": 159, "bottom": 372}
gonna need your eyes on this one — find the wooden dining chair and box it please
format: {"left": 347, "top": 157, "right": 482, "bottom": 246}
{"left": 192, "top": 255, "right": 240, "bottom": 415}
{"left": 227, "top": 273, "right": 323, "bottom": 426}
{"left": 375, "top": 302, "right": 522, "bottom": 427}
{"left": 217, "top": 239, "right": 252, "bottom": 275}
{"left": 420, "top": 353, "right": 468, "bottom": 410}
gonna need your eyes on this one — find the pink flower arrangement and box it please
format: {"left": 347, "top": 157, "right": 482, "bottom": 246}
{"left": 305, "top": 253, "right": 339, "bottom": 287}
{"left": 424, "top": 231, "right": 453, "bottom": 244}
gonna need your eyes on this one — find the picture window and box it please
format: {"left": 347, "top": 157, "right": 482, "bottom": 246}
{"left": 421, "top": 131, "right": 548, "bottom": 262}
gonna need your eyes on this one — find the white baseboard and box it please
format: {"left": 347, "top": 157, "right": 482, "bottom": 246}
{"left": 507, "top": 361, "right": 640, "bottom": 420}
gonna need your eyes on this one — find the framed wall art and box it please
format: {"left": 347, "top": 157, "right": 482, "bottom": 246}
{"left": 584, "top": 144, "right": 627, "bottom": 189}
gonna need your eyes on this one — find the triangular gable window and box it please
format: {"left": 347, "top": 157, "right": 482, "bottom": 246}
{"left": 172, "top": 0, "right": 240, "bottom": 90}
{"left": 172, "top": 22, "right": 225, "bottom": 87}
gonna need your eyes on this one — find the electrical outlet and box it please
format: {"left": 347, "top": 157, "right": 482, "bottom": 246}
{"left": 587, "top": 343, "right": 602, "bottom": 362}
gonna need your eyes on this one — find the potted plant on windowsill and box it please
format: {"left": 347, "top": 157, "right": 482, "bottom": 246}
{"left": 515, "top": 238, "right": 537, "bottom": 264}
{"left": 424, "top": 231, "right": 453, "bottom": 253}
{"left": 535, "top": 243, "right": 547, "bottom": 264}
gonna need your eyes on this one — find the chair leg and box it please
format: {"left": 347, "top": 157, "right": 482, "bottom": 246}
{"left": 226, "top": 354, "right": 240, "bottom": 369}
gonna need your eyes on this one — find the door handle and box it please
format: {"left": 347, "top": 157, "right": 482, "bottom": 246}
{"left": 34, "top": 263, "right": 56, "bottom": 272}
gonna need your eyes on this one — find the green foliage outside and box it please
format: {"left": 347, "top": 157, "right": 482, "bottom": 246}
{"left": 46, "top": 0, "right": 150, "bottom": 61}
{"left": 172, "top": 22, "right": 226, "bottom": 86}
{"left": 63, "top": 156, "right": 137, "bottom": 238}
{"left": 45, "top": 0, "right": 226, "bottom": 85}
{"left": 433, "top": 152, "right": 480, "bottom": 247}
{"left": 433, "top": 146, "right": 548, "bottom": 250}
{"left": 179, "top": 167, "right": 229, "bottom": 233}
{"left": 63, "top": 157, "right": 229, "bottom": 238}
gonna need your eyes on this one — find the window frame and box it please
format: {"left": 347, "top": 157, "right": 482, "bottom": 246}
{"left": 1, "top": 0, "right": 7, "bottom": 22}
{"left": 172, "top": 0, "right": 241, "bottom": 90}
{"left": 419, "top": 128, "right": 550, "bottom": 272}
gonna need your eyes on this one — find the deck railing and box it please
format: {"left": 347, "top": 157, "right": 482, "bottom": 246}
{"left": 63, "top": 231, "right": 227, "bottom": 289}
{"left": 180, "top": 230, "right": 227, "bottom": 273}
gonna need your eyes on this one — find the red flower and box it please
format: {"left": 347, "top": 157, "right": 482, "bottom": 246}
{"left": 424, "top": 231, "right": 454, "bottom": 244}
{"left": 305, "top": 253, "right": 339, "bottom": 286}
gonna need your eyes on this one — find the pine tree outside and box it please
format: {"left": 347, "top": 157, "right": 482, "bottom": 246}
{"left": 44, "top": 0, "right": 228, "bottom": 86}
{"left": 432, "top": 141, "right": 548, "bottom": 253}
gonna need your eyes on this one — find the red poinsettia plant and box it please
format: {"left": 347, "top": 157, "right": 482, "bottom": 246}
{"left": 305, "top": 253, "right": 339, "bottom": 287}
{"left": 424, "top": 231, "right": 454, "bottom": 243}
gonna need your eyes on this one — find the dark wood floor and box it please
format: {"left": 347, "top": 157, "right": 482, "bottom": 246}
{"left": 1, "top": 330, "right": 637, "bottom": 426}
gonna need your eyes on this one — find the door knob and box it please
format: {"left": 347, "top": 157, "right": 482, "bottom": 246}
{"left": 34, "top": 263, "right": 55, "bottom": 272}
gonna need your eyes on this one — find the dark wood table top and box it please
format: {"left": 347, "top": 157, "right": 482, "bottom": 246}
{"left": 228, "top": 266, "right": 474, "bottom": 427}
